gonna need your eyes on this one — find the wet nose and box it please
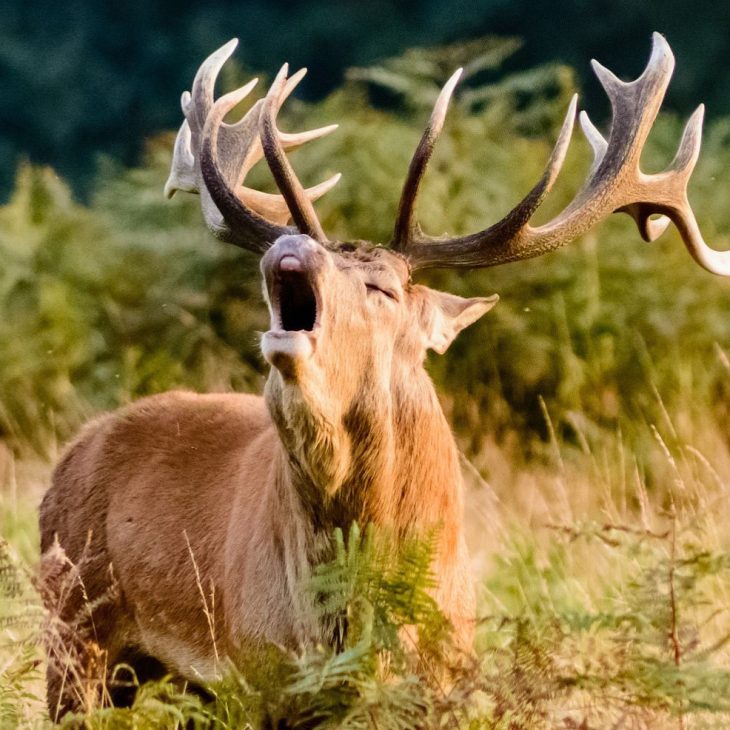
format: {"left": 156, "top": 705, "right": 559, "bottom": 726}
{"left": 265, "top": 234, "right": 325, "bottom": 274}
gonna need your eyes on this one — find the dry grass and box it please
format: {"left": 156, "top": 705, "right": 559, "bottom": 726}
{"left": 3, "top": 395, "right": 730, "bottom": 727}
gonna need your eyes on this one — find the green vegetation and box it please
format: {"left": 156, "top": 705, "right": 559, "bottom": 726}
{"left": 3, "top": 38, "right": 730, "bottom": 727}
{"left": 2, "top": 2, "right": 728, "bottom": 198}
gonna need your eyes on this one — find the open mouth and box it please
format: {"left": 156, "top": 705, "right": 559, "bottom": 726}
{"left": 275, "top": 268, "right": 318, "bottom": 332}
{"left": 261, "top": 244, "right": 323, "bottom": 372}
{"left": 262, "top": 254, "right": 322, "bottom": 369}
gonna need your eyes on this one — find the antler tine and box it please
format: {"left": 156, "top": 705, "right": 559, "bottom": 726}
{"left": 199, "top": 86, "right": 293, "bottom": 252}
{"left": 659, "top": 104, "right": 730, "bottom": 275}
{"left": 188, "top": 38, "right": 240, "bottom": 136}
{"left": 277, "top": 67, "right": 340, "bottom": 146}
{"left": 228, "top": 67, "right": 339, "bottom": 222}
{"left": 401, "top": 33, "right": 730, "bottom": 275}
{"left": 238, "top": 174, "right": 342, "bottom": 226}
{"left": 578, "top": 110, "right": 607, "bottom": 177}
{"left": 164, "top": 38, "right": 241, "bottom": 201}
{"left": 259, "top": 65, "right": 331, "bottom": 241}
{"left": 164, "top": 118, "right": 196, "bottom": 198}
{"left": 392, "top": 68, "right": 463, "bottom": 250}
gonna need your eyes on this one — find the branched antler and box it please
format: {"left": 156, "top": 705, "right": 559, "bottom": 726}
{"left": 394, "top": 33, "right": 729, "bottom": 275}
{"left": 167, "top": 34, "right": 727, "bottom": 278}
{"left": 165, "top": 39, "right": 339, "bottom": 252}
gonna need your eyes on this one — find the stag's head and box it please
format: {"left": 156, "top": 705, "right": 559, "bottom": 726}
{"left": 164, "top": 41, "right": 500, "bottom": 428}
{"left": 165, "top": 36, "right": 729, "bottom": 478}
{"left": 258, "top": 232, "right": 495, "bottom": 404}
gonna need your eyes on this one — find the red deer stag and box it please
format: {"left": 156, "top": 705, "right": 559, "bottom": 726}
{"left": 39, "top": 34, "right": 730, "bottom": 720}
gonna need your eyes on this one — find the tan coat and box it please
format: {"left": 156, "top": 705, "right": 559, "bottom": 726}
{"left": 40, "top": 238, "right": 495, "bottom": 719}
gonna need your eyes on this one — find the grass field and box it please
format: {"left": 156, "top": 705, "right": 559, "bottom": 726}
{"left": 5, "top": 394, "right": 730, "bottom": 727}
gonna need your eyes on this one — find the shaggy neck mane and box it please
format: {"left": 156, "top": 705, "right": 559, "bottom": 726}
{"left": 266, "top": 363, "right": 463, "bottom": 560}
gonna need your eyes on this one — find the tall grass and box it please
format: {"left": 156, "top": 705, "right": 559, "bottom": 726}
{"left": 5, "top": 410, "right": 730, "bottom": 727}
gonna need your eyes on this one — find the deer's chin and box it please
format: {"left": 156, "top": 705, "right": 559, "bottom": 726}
{"left": 261, "top": 329, "right": 318, "bottom": 375}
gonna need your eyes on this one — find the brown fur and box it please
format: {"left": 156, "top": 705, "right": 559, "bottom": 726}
{"left": 39, "top": 236, "right": 497, "bottom": 719}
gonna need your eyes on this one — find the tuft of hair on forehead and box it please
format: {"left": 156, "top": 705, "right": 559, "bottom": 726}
{"left": 332, "top": 240, "right": 411, "bottom": 278}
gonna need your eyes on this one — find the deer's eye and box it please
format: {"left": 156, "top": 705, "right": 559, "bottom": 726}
{"left": 365, "top": 283, "right": 398, "bottom": 301}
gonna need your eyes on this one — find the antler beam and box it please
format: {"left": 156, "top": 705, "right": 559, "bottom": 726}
{"left": 165, "top": 39, "right": 339, "bottom": 253}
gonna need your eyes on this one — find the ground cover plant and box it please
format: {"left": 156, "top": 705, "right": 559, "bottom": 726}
{"left": 2, "top": 38, "right": 730, "bottom": 727}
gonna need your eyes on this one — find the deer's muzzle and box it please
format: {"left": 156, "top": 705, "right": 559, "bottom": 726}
{"left": 261, "top": 235, "right": 325, "bottom": 371}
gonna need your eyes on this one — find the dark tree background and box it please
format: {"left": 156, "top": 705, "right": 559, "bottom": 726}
{"left": 1, "top": 0, "right": 727, "bottom": 198}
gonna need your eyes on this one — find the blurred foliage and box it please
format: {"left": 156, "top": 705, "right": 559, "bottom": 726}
{"left": 1, "top": 1, "right": 728, "bottom": 197}
{"left": 0, "top": 161, "right": 265, "bottom": 453}
{"left": 2, "top": 36, "right": 730, "bottom": 472}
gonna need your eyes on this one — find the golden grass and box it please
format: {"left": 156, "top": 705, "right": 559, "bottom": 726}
{"left": 3, "top": 396, "right": 730, "bottom": 727}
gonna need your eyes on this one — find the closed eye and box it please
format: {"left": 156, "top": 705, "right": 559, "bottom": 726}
{"left": 365, "top": 283, "right": 398, "bottom": 301}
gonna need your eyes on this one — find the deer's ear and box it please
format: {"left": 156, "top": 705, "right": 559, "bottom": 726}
{"left": 419, "top": 289, "right": 499, "bottom": 354}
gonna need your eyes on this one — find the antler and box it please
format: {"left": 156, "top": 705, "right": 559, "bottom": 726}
{"left": 165, "top": 39, "right": 339, "bottom": 252}
{"left": 394, "top": 33, "right": 730, "bottom": 276}
{"left": 259, "top": 64, "right": 332, "bottom": 241}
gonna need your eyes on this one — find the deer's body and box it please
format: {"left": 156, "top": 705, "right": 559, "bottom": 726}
{"left": 42, "top": 393, "right": 279, "bottom": 682}
{"left": 42, "top": 382, "right": 473, "bottom": 668}
{"left": 40, "top": 238, "right": 483, "bottom": 718}
{"left": 40, "top": 33, "right": 725, "bottom": 721}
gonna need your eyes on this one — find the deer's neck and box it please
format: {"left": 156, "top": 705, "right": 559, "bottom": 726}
{"left": 261, "top": 365, "right": 467, "bottom": 647}
{"left": 265, "top": 365, "right": 463, "bottom": 540}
